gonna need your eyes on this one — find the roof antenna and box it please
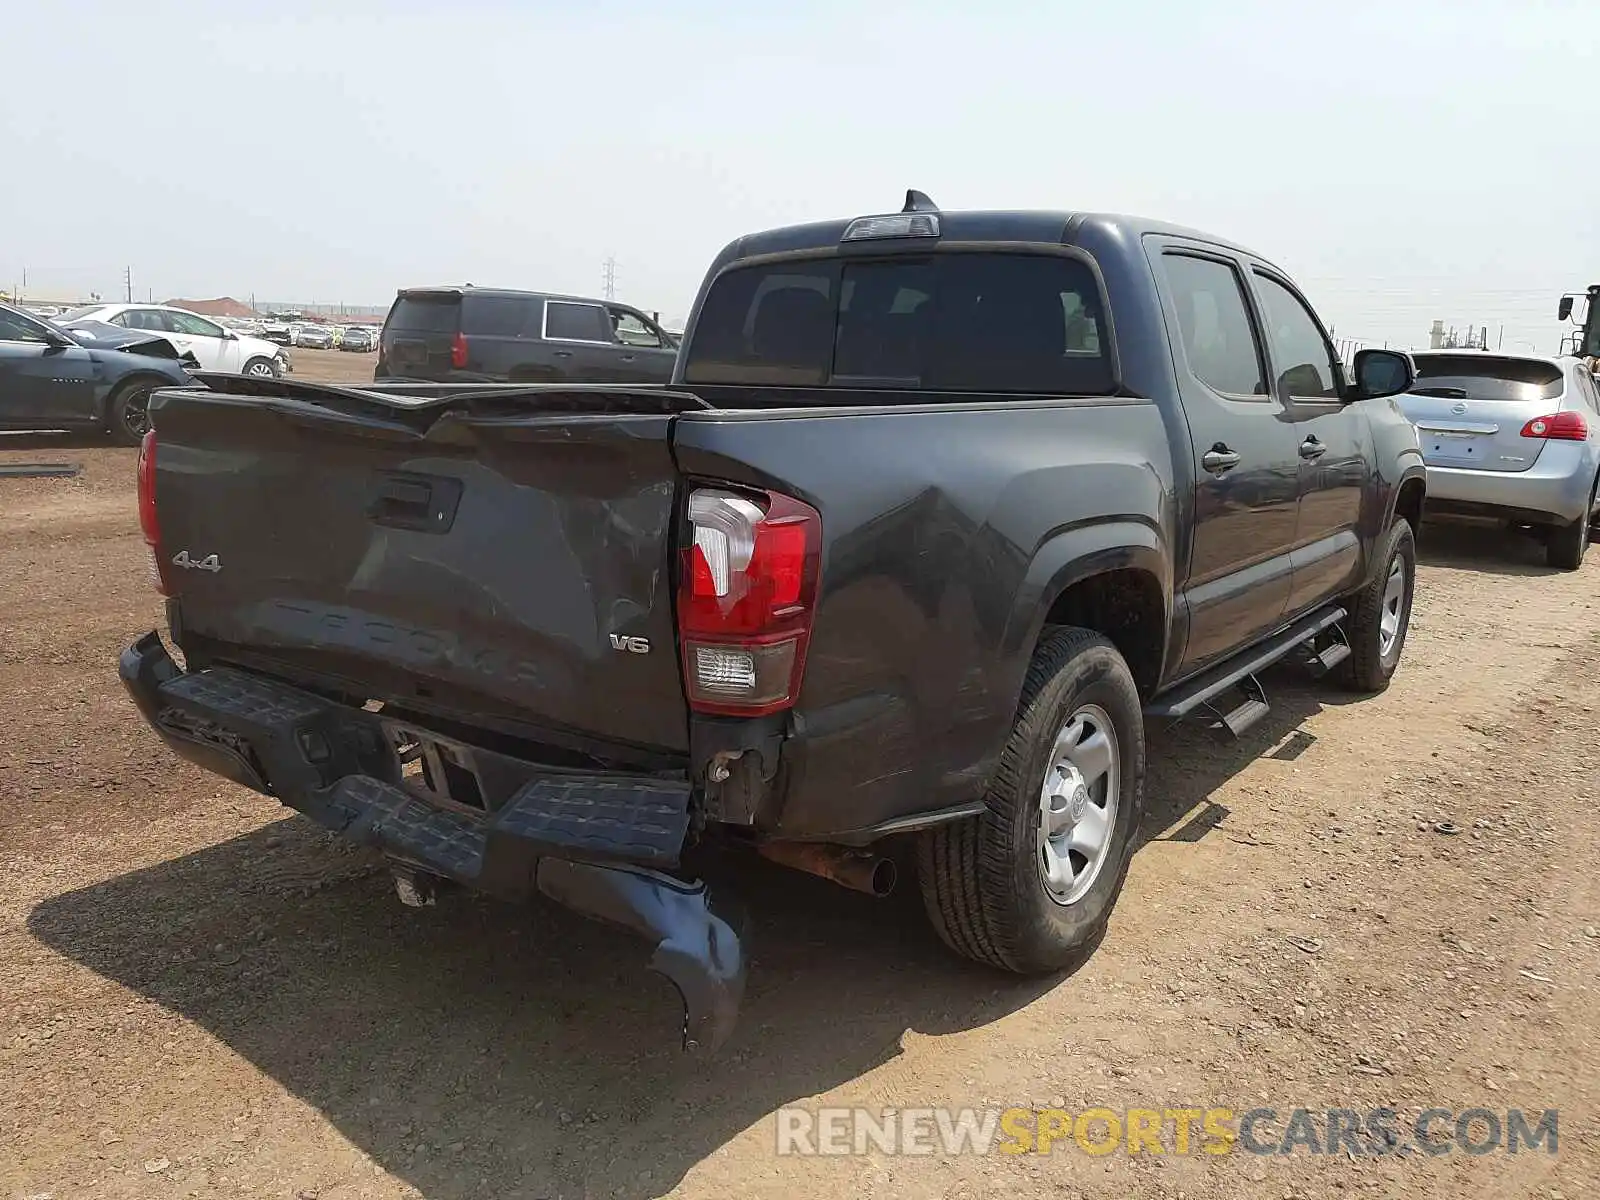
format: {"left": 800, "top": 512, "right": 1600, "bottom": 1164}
{"left": 902, "top": 190, "right": 939, "bottom": 213}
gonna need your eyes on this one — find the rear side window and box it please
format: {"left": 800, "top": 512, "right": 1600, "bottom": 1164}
{"left": 387, "top": 295, "right": 461, "bottom": 334}
{"left": 1411, "top": 355, "right": 1565, "bottom": 403}
{"left": 683, "top": 253, "right": 1114, "bottom": 394}
{"left": 1162, "top": 254, "right": 1265, "bottom": 397}
{"left": 1574, "top": 367, "right": 1600, "bottom": 412}
{"left": 544, "top": 301, "right": 611, "bottom": 342}
{"left": 463, "top": 294, "right": 538, "bottom": 339}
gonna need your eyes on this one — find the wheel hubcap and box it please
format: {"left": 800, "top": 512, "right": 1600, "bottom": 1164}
{"left": 247, "top": 362, "right": 274, "bottom": 377}
{"left": 1378, "top": 555, "right": 1407, "bottom": 657}
{"left": 1037, "top": 703, "right": 1120, "bottom": 906}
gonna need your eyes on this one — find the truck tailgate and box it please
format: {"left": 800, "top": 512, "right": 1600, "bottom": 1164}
{"left": 149, "top": 379, "right": 699, "bottom": 755}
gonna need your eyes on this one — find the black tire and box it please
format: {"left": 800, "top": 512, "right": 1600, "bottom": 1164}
{"left": 242, "top": 356, "right": 281, "bottom": 379}
{"left": 1548, "top": 515, "right": 1588, "bottom": 570}
{"left": 1339, "top": 518, "right": 1417, "bottom": 692}
{"left": 105, "top": 379, "right": 155, "bottom": 446}
{"left": 1548, "top": 478, "right": 1597, "bottom": 568}
{"left": 917, "top": 627, "right": 1145, "bottom": 974}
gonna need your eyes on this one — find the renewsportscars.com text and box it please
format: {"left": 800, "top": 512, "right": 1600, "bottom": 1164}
{"left": 775, "top": 1106, "right": 1558, "bottom": 1158}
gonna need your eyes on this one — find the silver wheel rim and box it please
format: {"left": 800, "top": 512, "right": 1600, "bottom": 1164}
{"left": 1378, "top": 555, "right": 1407, "bottom": 657}
{"left": 246, "top": 361, "right": 275, "bottom": 377}
{"left": 1037, "top": 703, "right": 1120, "bottom": 906}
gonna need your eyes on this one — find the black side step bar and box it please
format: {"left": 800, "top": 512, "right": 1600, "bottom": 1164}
{"left": 1145, "top": 605, "right": 1347, "bottom": 722}
{"left": 1211, "top": 673, "right": 1269, "bottom": 739}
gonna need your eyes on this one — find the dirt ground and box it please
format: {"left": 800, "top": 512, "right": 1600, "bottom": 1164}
{"left": 2, "top": 365, "right": 1596, "bottom": 1198}
{"left": 282, "top": 347, "right": 381, "bottom": 387}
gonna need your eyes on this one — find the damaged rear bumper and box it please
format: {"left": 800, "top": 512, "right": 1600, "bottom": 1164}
{"left": 118, "top": 632, "right": 746, "bottom": 1052}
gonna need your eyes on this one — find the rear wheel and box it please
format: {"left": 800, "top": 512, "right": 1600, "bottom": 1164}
{"left": 1548, "top": 476, "right": 1597, "bottom": 569}
{"left": 917, "top": 627, "right": 1144, "bottom": 974}
{"left": 1339, "top": 517, "right": 1416, "bottom": 692}
{"left": 242, "top": 356, "right": 280, "bottom": 379}
{"left": 105, "top": 379, "right": 155, "bottom": 446}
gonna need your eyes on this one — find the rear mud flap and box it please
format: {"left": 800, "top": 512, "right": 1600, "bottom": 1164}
{"left": 534, "top": 858, "right": 747, "bottom": 1053}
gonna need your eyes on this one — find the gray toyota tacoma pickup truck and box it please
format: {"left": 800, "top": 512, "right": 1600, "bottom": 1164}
{"left": 121, "top": 192, "right": 1426, "bottom": 1052}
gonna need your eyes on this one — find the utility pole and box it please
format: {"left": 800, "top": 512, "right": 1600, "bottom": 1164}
{"left": 602, "top": 256, "right": 617, "bottom": 301}
{"left": 124, "top": 266, "right": 133, "bottom": 303}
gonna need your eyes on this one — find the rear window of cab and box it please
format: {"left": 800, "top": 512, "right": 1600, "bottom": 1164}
{"left": 683, "top": 252, "right": 1113, "bottom": 395}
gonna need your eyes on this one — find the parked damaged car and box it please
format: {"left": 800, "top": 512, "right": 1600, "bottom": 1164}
{"left": 0, "top": 303, "right": 196, "bottom": 442}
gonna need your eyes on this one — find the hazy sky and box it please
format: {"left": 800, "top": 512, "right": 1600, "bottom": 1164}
{"left": 3, "top": 0, "right": 1594, "bottom": 350}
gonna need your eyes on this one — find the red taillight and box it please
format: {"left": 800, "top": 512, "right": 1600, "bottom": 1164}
{"left": 1520, "top": 411, "right": 1588, "bottom": 441}
{"left": 137, "top": 430, "right": 169, "bottom": 596}
{"left": 450, "top": 330, "right": 468, "bottom": 369}
{"left": 678, "top": 487, "right": 821, "bottom": 716}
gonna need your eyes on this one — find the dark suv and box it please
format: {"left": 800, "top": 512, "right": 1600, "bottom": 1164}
{"left": 375, "top": 286, "right": 678, "bottom": 385}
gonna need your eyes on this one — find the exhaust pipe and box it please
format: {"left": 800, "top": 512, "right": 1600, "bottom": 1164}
{"left": 758, "top": 841, "right": 897, "bottom": 897}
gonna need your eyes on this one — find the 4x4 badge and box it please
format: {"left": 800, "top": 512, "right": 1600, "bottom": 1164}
{"left": 171, "top": 550, "right": 221, "bottom": 573}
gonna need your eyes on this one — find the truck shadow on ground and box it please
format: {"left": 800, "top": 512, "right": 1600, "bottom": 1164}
{"left": 0, "top": 430, "right": 117, "bottom": 451}
{"left": 30, "top": 671, "right": 1347, "bottom": 1199}
{"left": 1415, "top": 518, "right": 1568, "bottom": 577}
{"left": 1140, "top": 664, "right": 1345, "bottom": 845}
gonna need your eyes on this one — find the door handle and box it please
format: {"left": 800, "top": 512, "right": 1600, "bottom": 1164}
{"left": 619, "top": 354, "right": 635, "bottom": 362}
{"left": 1299, "top": 436, "right": 1327, "bottom": 460}
{"left": 553, "top": 350, "right": 572, "bottom": 359}
{"left": 1201, "top": 444, "right": 1242, "bottom": 473}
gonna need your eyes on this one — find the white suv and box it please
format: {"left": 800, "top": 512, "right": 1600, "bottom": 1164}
{"left": 57, "top": 304, "right": 287, "bottom": 377}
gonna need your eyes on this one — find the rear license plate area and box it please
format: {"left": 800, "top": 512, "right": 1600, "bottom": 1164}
{"left": 391, "top": 339, "right": 428, "bottom": 367}
{"left": 1426, "top": 431, "right": 1485, "bottom": 461}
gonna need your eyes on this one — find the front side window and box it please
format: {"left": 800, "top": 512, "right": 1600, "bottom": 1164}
{"left": 544, "top": 301, "right": 610, "bottom": 342}
{"left": 0, "top": 309, "right": 50, "bottom": 342}
{"left": 1253, "top": 273, "right": 1338, "bottom": 400}
{"left": 611, "top": 308, "right": 665, "bottom": 348}
{"left": 167, "top": 311, "right": 224, "bottom": 337}
{"left": 683, "top": 252, "right": 1113, "bottom": 394}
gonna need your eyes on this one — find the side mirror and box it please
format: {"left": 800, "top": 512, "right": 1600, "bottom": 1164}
{"left": 1350, "top": 348, "right": 1416, "bottom": 401}
{"left": 42, "top": 327, "right": 73, "bottom": 349}
{"left": 1558, "top": 296, "right": 1574, "bottom": 322}
{"left": 222, "top": 329, "right": 238, "bottom": 340}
